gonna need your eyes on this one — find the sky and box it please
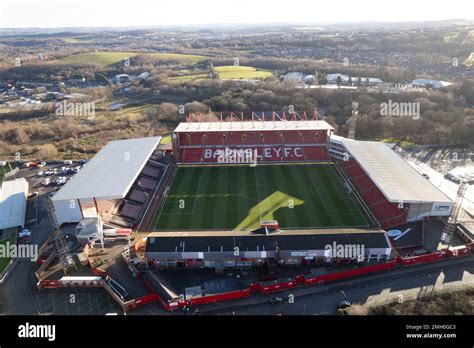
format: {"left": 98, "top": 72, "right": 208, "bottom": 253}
{"left": 1, "top": 0, "right": 474, "bottom": 29}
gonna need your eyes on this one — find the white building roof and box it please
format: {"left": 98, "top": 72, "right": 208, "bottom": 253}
{"left": 52, "top": 136, "right": 160, "bottom": 202}
{"left": 284, "top": 72, "right": 304, "bottom": 81}
{"left": 174, "top": 120, "right": 334, "bottom": 133}
{"left": 339, "top": 138, "right": 452, "bottom": 204}
{"left": 0, "top": 178, "right": 28, "bottom": 230}
{"left": 412, "top": 79, "right": 453, "bottom": 89}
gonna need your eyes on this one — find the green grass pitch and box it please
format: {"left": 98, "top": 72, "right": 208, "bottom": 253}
{"left": 151, "top": 164, "right": 373, "bottom": 231}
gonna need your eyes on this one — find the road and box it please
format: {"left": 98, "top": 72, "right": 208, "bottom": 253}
{"left": 199, "top": 256, "right": 474, "bottom": 315}
{"left": 0, "top": 195, "right": 52, "bottom": 315}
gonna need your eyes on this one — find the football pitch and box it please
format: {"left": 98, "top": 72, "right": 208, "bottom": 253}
{"left": 151, "top": 164, "right": 373, "bottom": 231}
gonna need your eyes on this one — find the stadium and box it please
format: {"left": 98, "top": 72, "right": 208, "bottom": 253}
{"left": 52, "top": 111, "right": 454, "bottom": 270}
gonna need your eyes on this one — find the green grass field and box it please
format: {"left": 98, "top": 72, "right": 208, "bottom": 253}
{"left": 152, "top": 164, "right": 372, "bottom": 231}
{"left": 465, "top": 52, "right": 474, "bottom": 66}
{"left": 52, "top": 51, "right": 206, "bottom": 66}
{"left": 214, "top": 65, "right": 273, "bottom": 79}
{"left": 169, "top": 66, "right": 273, "bottom": 83}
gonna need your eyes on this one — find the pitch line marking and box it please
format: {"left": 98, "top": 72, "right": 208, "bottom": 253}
{"left": 152, "top": 173, "right": 203, "bottom": 225}
{"left": 253, "top": 167, "right": 263, "bottom": 223}
{"left": 307, "top": 172, "right": 370, "bottom": 227}
{"left": 308, "top": 173, "right": 358, "bottom": 213}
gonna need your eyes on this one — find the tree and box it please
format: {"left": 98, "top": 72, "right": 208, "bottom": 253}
{"left": 36, "top": 144, "right": 58, "bottom": 160}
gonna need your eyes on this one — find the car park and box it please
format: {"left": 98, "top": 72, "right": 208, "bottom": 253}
{"left": 53, "top": 177, "right": 67, "bottom": 186}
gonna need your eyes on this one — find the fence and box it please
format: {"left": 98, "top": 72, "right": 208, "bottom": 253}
{"left": 36, "top": 243, "right": 472, "bottom": 312}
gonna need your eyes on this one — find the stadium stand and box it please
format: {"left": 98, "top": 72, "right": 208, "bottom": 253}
{"left": 174, "top": 120, "right": 334, "bottom": 165}
{"left": 96, "top": 154, "right": 171, "bottom": 229}
{"left": 339, "top": 159, "right": 407, "bottom": 229}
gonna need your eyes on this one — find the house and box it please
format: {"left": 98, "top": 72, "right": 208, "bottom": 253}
{"left": 327, "top": 74, "right": 383, "bottom": 86}
{"left": 283, "top": 72, "right": 304, "bottom": 84}
{"left": 114, "top": 74, "right": 130, "bottom": 84}
{"left": 137, "top": 72, "right": 151, "bottom": 80}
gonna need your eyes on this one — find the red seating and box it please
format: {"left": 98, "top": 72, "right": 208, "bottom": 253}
{"left": 179, "top": 145, "right": 329, "bottom": 164}
{"left": 370, "top": 200, "right": 401, "bottom": 218}
{"left": 303, "top": 146, "right": 329, "bottom": 161}
{"left": 339, "top": 160, "right": 408, "bottom": 229}
{"left": 352, "top": 175, "right": 374, "bottom": 191}
{"left": 178, "top": 128, "right": 329, "bottom": 155}
{"left": 359, "top": 186, "right": 386, "bottom": 205}
{"left": 243, "top": 132, "right": 265, "bottom": 144}
{"left": 260, "top": 131, "right": 281, "bottom": 144}
{"left": 282, "top": 130, "right": 302, "bottom": 144}
{"left": 345, "top": 163, "right": 367, "bottom": 179}
{"left": 216, "top": 132, "right": 235, "bottom": 145}
{"left": 203, "top": 132, "right": 224, "bottom": 145}
{"left": 179, "top": 148, "right": 203, "bottom": 163}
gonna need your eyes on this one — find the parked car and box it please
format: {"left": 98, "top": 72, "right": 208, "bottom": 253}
{"left": 37, "top": 171, "right": 45, "bottom": 177}
{"left": 270, "top": 297, "right": 284, "bottom": 305}
{"left": 337, "top": 300, "right": 352, "bottom": 309}
{"left": 27, "top": 191, "right": 39, "bottom": 199}
{"left": 25, "top": 218, "right": 37, "bottom": 226}
{"left": 53, "top": 177, "right": 67, "bottom": 186}
{"left": 19, "top": 229, "right": 31, "bottom": 238}
{"left": 25, "top": 161, "right": 38, "bottom": 168}
{"left": 422, "top": 173, "right": 430, "bottom": 180}
{"left": 63, "top": 160, "right": 73, "bottom": 165}
{"left": 38, "top": 162, "right": 47, "bottom": 168}
{"left": 42, "top": 179, "right": 51, "bottom": 186}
